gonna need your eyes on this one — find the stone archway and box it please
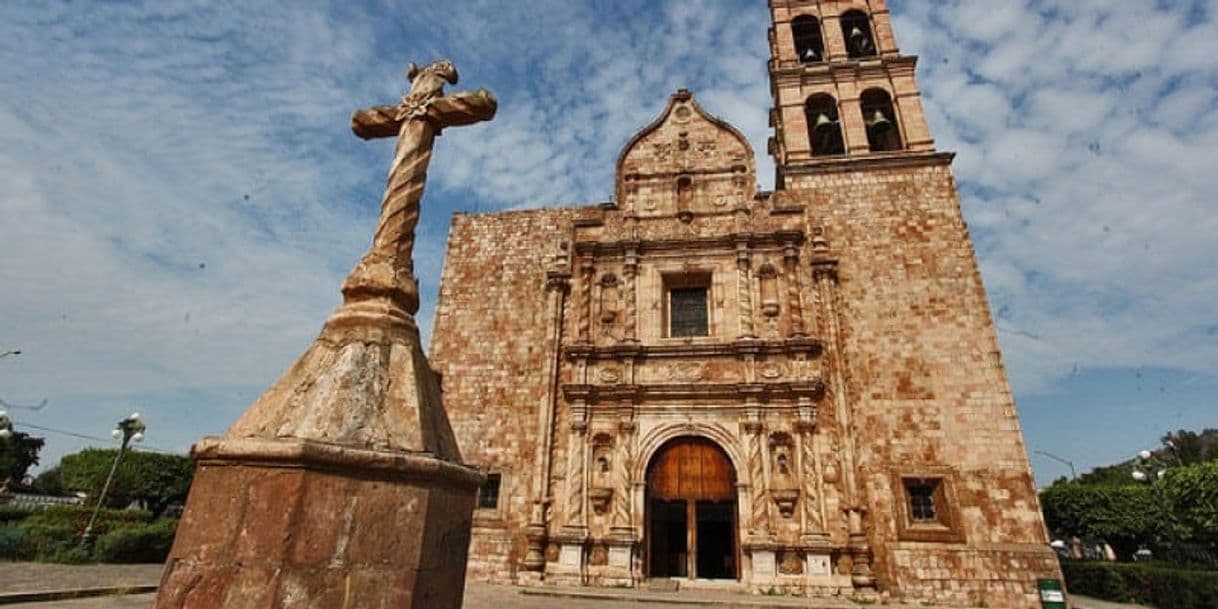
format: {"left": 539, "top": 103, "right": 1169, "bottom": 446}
{"left": 644, "top": 436, "right": 739, "bottom": 580}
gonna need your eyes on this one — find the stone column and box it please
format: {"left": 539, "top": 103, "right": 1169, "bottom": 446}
{"left": 577, "top": 255, "right": 595, "bottom": 344}
{"left": 743, "top": 419, "right": 769, "bottom": 536}
{"left": 736, "top": 239, "right": 756, "bottom": 339}
{"left": 607, "top": 418, "right": 637, "bottom": 585}
{"left": 553, "top": 404, "right": 589, "bottom": 584}
{"left": 623, "top": 245, "right": 639, "bottom": 342}
{"left": 810, "top": 234, "right": 874, "bottom": 591}
{"left": 784, "top": 241, "right": 806, "bottom": 337}
{"left": 523, "top": 270, "right": 570, "bottom": 574}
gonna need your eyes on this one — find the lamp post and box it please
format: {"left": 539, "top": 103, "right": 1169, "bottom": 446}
{"left": 1034, "top": 450, "right": 1077, "bottom": 481}
{"left": 0, "top": 410, "right": 12, "bottom": 438}
{"left": 80, "top": 412, "right": 146, "bottom": 548}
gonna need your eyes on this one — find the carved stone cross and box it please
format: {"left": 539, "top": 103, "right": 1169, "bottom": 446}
{"left": 346, "top": 59, "right": 497, "bottom": 315}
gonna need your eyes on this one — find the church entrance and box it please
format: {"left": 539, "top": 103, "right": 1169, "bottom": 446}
{"left": 645, "top": 437, "right": 738, "bottom": 580}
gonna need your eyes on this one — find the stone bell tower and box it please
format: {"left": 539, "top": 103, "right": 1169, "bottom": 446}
{"left": 759, "top": 1, "right": 1064, "bottom": 606}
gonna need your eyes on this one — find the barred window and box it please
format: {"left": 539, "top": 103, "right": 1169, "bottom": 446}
{"left": 908, "top": 483, "right": 937, "bottom": 521}
{"left": 669, "top": 287, "right": 709, "bottom": 337}
{"left": 478, "top": 474, "right": 501, "bottom": 509}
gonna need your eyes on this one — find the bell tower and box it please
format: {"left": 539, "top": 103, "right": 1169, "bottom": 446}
{"left": 767, "top": 0, "right": 935, "bottom": 184}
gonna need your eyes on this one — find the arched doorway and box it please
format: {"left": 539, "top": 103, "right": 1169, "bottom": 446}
{"left": 645, "top": 437, "right": 739, "bottom": 580}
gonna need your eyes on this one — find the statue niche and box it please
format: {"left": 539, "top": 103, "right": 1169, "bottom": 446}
{"left": 769, "top": 432, "right": 799, "bottom": 518}
{"left": 589, "top": 433, "right": 615, "bottom": 515}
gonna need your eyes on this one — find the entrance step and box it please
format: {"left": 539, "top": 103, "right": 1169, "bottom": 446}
{"left": 640, "top": 579, "right": 680, "bottom": 592}
{"left": 519, "top": 586, "right": 860, "bottom": 608}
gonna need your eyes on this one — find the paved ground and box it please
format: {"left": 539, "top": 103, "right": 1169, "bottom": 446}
{"left": 0, "top": 563, "right": 1151, "bottom": 608}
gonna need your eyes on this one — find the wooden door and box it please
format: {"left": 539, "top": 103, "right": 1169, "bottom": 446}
{"left": 646, "top": 437, "right": 737, "bottom": 579}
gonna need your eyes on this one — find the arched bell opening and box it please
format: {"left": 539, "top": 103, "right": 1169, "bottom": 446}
{"left": 644, "top": 436, "right": 739, "bottom": 581}
{"left": 805, "top": 94, "right": 845, "bottom": 156}
{"left": 791, "top": 15, "right": 825, "bottom": 64}
{"left": 860, "top": 88, "right": 903, "bottom": 152}
{"left": 840, "top": 10, "right": 877, "bottom": 59}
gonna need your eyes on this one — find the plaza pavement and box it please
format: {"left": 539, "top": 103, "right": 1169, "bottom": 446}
{"left": 0, "top": 563, "right": 1150, "bottom": 608}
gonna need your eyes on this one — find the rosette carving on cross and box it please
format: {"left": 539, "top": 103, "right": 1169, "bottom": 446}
{"left": 345, "top": 60, "right": 497, "bottom": 315}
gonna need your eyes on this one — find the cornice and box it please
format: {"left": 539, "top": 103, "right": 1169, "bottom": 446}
{"left": 782, "top": 150, "right": 955, "bottom": 176}
{"left": 572, "top": 229, "right": 807, "bottom": 258}
{"left": 564, "top": 337, "right": 823, "bottom": 361}
{"left": 562, "top": 379, "right": 825, "bottom": 404}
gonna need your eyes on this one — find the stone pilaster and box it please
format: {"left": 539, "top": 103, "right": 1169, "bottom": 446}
{"left": 784, "top": 240, "right": 806, "bottom": 337}
{"left": 736, "top": 239, "right": 756, "bottom": 339}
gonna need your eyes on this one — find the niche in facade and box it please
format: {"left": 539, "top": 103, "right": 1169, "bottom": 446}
{"left": 758, "top": 263, "right": 780, "bottom": 318}
{"left": 768, "top": 432, "right": 799, "bottom": 518}
{"left": 589, "top": 433, "right": 615, "bottom": 515}
{"left": 599, "top": 273, "right": 620, "bottom": 325}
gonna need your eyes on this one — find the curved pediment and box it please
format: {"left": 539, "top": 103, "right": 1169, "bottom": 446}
{"left": 616, "top": 90, "right": 756, "bottom": 217}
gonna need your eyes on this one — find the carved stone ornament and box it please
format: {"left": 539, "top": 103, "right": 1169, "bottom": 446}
{"left": 598, "top": 366, "right": 622, "bottom": 385}
{"left": 778, "top": 550, "right": 805, "bottom": 575}
{"left": 664, "top": 362, "right": 706, "bottom": 382}
{"left": 772, "top": 489, "right": 800, "bottom": 518}
{"left": 760, "top": 361, "right": 786, "bottom": 380}
{"left": 589, "top": 487, "right": 614, "bottom": 515}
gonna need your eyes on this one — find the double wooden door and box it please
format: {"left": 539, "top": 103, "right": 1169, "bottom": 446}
{"left": 645, "top": 437, "right": 739, "bottom": 580}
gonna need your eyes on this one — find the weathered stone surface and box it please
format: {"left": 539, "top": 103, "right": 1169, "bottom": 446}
{"left": 429, "top": 2, "right": 1063, "bottom": 607}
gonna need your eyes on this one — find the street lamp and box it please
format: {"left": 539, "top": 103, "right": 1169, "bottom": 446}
{"left": 1034, "top": 450, "right": 1077, "bottom": 481}
{"left": 81, "top": 412, "right": 147, "bottom": 548}
{"left": 0, "top": 410, "right": 12, "bottom": 438}
{"left": 1131, "top": 449, "right": 1168, "bottom": 484}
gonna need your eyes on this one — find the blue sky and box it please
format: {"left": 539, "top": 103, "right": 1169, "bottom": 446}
{"left": 0, "top": 0, "right": 1214, "bottom": 486}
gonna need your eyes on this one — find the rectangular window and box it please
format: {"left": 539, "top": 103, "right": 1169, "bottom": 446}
{"left": 669, "top": 287, "right": 709, "bottom": 337}
{"left": 478, "top": 474, "right": 501, "bottom": 509}
{"left": 895, "top": 472, "right": 963, "bottom": 543}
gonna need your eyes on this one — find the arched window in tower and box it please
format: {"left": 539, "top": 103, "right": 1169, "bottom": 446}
{"left": 860, "top": 89, "right": 902, "bottom": 152}
{"left": 791, "top": 15, "right": 825, "bottom": 63}
{"left": 840, "top": 10, "right": 877, "bottom": 58}
{"left": 805, "top": 94, "right": 844, "bottom": 156}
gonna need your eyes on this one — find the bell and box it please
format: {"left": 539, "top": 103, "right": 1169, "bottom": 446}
{"left": 850, "top": 26, "right": 874, "bottom": 54}
{"left": 801, "top": 47, "right": 819, "bottom": 62}
{"left": 866, "top": 109, "right": 892, "bottom": 132}
{"left": 814, "top": 113, "right": 837, "bottom": 133}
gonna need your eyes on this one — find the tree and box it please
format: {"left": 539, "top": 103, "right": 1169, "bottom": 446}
{"left": 1160, "top": 429, "right": 1218, "bottom": 466}
{"left": 1040, "top": 484, "right": 1168, "bottom": 560}
{"left": 56, "top": 448, "right": 193, "bottom": 516}
{"left": 0, "top": 431, "right": 44, "bottom": 483}
{"left": 1159, "top": 461, "right": 1218, "bottom": 546}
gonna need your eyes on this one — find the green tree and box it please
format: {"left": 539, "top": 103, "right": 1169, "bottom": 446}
{"left": 1161, "top": 429, "right": 1218, "bottom": 466}
{"left": 0, "top": 431, "right": 44, "bottom": 483}
{"left": 1040, "top": 484, "right": 1168, "bottom": 560}
{"left": 1159, "top": 461, "right": 1218, "bottom": 546}
{"left": 57, "top": 448, "right": 193, "bottom": 516}
{"left": 32, "top": 466, "right": 65, "bottom": 495}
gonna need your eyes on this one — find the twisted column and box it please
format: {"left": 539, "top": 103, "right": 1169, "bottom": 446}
{"left": 736, "top": 244, "right": 756, "bottom": 338}
{"left": 577, "top": 258, "right": 594, "bottom": 343}
{"left": 744, "top": 421, "right": 769, "bottom": 534}
{"left": 612, "top": 422, "right": 635, "bottom": 528}
{"left": 565, "top": 420, "right": 588, "bottom": 528}
{"left": 784, "top": 243, "right": 806, "bottom": 337}
{"left": 624, "top": 249, "right": 639, "bottom": 342}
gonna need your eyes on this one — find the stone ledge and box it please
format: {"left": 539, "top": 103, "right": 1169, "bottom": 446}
{"left": 192, "top": 437, "right": 484, "bottom": 490}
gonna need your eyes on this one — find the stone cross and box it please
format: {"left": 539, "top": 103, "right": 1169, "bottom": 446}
{"left": 346, "top": 59, "right": 497, "bottom": 314}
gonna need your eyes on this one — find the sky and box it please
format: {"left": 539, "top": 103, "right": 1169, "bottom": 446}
{"left": 0, "top": 0, "right": 1215, "bottom": 487}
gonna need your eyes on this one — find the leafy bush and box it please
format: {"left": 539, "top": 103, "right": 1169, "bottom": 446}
{"left": 59, "top": 449, "right": 193, "bottom": 516}
{"left": 1040, "top": 484, "right": 1167, "bottom": 559}
{"left": 1160, "top": 461, "right": 1218, "bottom": 546}
{"left": 0, "top": 524, "right": 33, "bottom": 561}
{"left": 94, "top": 519, "right": 177, "bottom": 563}
{"left": 1062, "top": 561, "right": 1218, "bottom": 609}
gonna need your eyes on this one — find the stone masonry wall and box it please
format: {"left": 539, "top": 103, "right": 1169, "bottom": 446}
{"left": 429, "top": 207, "right": 579, "bottom": 583}
{"left": 789, "top": 159, "right": 1059, "bottom": 607}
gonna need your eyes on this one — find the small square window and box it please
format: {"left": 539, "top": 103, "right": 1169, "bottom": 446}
{"left": 669, "top": 287, "right": 709, "bottom": 337}
{"left": 896, "top": 473, "right": 963, "bottom": 543}
{"left": 478, "top": 474, "right": 501, "bottom": 509}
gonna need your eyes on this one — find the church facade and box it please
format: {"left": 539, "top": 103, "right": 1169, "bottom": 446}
{"left": 429, "top": 1, "right": 1062, "bottom": 606}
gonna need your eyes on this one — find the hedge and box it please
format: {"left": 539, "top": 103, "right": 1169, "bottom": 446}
{"left": 94, "top": 519, "right": 177, "bottom": 563}
{"left": 0, "top": 506, "right": 161, "bottom": 563}
{"left": 1062, "top": 560, "right": 1218, "bottom": 609}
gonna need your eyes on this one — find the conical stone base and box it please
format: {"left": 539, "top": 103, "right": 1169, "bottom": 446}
{"left": 154, "top": 299, "right": 482, "bottom": 609}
